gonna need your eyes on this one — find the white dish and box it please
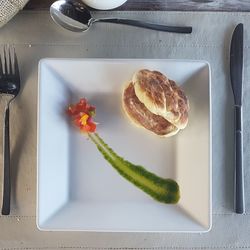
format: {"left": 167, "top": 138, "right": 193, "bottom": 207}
{"left": 37, "top": 59, "right": 211, "bottom": 232}
{"left": 82, "top": 0, "right": 127, "bottom": 10}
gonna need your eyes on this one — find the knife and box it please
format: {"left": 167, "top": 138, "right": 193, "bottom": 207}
{"left": 230, "top": 23, "right": 245, "bottom": 214}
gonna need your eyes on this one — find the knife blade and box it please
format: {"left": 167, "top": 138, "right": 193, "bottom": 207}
{"left": 230, "top": 23, "right": 243, "bottom": 106}
{"left": 230, "top": 23, "right": 245, "bottom": 214}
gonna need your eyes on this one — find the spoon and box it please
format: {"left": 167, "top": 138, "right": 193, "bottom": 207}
{"left": 50, "top": 0, "right": 192, "bottom": 34}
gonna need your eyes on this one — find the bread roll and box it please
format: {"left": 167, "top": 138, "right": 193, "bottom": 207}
{"left": 122, "top": 82, "right": 179, "bottom": 137}
{"left": 133, "top": 69, "right": 189, "bottom": 129}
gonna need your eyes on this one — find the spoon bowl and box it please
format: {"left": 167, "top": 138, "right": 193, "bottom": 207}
{"left": 50, "top": 0, "right": 92, "bottom": 32}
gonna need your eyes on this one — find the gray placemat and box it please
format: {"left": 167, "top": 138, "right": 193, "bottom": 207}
{"left": 0, "top": 10, "right": 250, "bottom": 250}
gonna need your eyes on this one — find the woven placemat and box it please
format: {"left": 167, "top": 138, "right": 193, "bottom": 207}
{"left": 0, "top": 0, "right": 29, "bottom": 28}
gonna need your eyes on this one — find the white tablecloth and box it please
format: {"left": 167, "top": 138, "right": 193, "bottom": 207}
{"left": 0, "top": 10, "right": 249, "bottom": 250}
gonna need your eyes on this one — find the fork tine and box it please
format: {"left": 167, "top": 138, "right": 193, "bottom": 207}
{"left": 13, "top": 47, "right": 19, "bottom": 78}
{"left": 0, "top": 53, "right": 3, "bottom": 75}
{"left": 3, "top": 45, "right": 8, "bottom": 74}
{"left": 8, "top": 46, "right": 13, "bottom": 75}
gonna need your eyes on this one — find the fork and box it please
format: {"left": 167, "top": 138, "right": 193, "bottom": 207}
{"left": 0, "top": 45, "right": 20, "bottom": 215}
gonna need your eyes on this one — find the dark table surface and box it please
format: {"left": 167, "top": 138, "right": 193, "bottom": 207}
{"left": 25, "top": 0, "right": 250, "bottom": 11}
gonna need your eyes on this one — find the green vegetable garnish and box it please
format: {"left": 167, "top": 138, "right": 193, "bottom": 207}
{"left": 67, "top": 98, "right": 180, "bottom": 204}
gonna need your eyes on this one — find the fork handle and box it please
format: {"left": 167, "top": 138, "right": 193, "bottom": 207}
{"left": 2, "top": 106, "right": 10, "bottom": 215}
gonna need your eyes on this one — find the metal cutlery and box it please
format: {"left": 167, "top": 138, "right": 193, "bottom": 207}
{"left": 50, "top": 0, "right": 192, "bottom": 34}
{"left": 230, "top": 23, "right": 245, "bottom": 214}
{"left": 0, "top": 45, "right": 20, "bottom": 215}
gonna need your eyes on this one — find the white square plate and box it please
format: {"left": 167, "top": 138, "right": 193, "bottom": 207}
{"left": 37, "top": 59, "right": 211, "bottom": 232}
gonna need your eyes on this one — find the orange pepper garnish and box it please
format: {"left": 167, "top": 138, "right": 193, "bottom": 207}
{"left": 80, "top": 113, "right": 89, "bottom": 126}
